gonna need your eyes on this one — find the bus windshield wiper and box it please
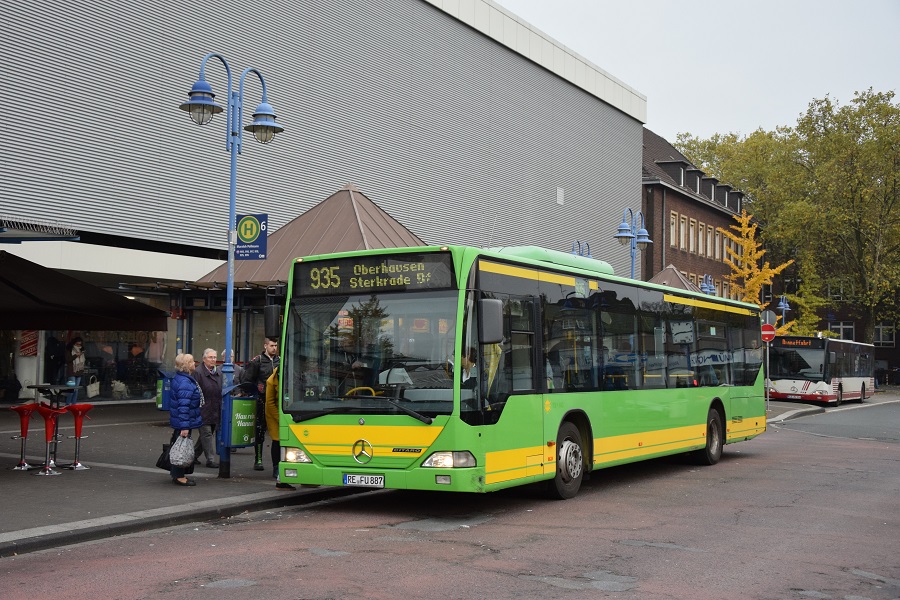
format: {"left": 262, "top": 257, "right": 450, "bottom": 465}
{"left": 357, "top": 386, "right": 433, "bottom": 424}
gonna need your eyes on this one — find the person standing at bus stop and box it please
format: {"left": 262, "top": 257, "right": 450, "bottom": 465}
{"left": 240, "top": 337, "right": 279, "bottom": 471}
{"left": 169, "top": 353, "right": 203, "bottom": 486}
{"left": 192, "top": 348, "right": 222, "bottom": 469}
{"left": 265, "top": 366, "right": 295, "bottom": 490}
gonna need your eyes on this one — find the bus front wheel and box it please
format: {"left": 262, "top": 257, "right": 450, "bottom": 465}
{"left": 548, "top": 422, "right": 584, "bottom": 500}
{"left": 692, "top": 408, "right": 723, "bottom": 466}
{"left": 834, "top": 388, "right": 842, "bottom": 407}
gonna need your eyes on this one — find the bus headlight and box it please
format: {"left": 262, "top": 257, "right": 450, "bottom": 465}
{"left": 282, "top": 447, "right": 312, "bottom": 463}
{"left": 421, "top": 451, "right": 476, "bottom": 468}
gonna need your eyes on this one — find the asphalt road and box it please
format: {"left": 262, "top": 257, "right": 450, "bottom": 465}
{"left": 2, "top": 395, "right": 898, "bottom": 600}
{"left": 776, "top": 399, "right": 900, "bottom": 443}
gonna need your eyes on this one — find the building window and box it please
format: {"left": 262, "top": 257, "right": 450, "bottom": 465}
{"left": 714, "top": 280, "right": 721, "bottom": 296}
{"left": 669, "top": 212, "right": 677, "bottom": 247}
{"left": 707, "top": 226, "right": 714, "bottom": 259}
{"left": 829, "top": 321, "right": 855, "bottom": 340}
{"left": 714, "top": 231, "right": 721, "bottom": 260}
{"left": 698, "top": 222, "right": 705, "bottom": 256}
{"left": 722, "top": 282, "right": 729, "bottom": 299}
{"left": 875, "top": 322, "right": 895, "bottom": 347}
{"left": 689, "top": 273, "right": 697, "bottom": 286}
{"left": 679, "top": 216, "right": 687, "bottom": 250}
{"left": 689, "top": 219, "right": 696, "bottom": 253}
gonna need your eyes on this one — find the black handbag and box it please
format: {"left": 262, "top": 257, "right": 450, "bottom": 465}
{"left": 156, "top": 443, "right": 171, "bottom": 470}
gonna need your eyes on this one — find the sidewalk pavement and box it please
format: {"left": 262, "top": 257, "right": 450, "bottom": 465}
{"left": 0, "top": 400, "right": 355, "bottom": 557}
{"left": 0, "top": 394, "right": 851, "bottom": 557}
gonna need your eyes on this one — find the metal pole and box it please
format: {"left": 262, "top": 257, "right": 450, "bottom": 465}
{"left": 629, "top": 222, "right": 637, "bottom": 280}
{"left": 218, "top": 87, "right": 241, "bottom": 479}
{"left": 765, "top": 342, "right": 770, "bottom": 414}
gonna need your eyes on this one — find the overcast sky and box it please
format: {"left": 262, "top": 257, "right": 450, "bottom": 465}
{"left": 495, "top": 0, "right": 899, "bottom": 142}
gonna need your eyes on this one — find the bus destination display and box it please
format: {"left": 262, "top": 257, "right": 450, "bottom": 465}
{"left": 295, "top": 253, "right": 454, "bottom": 296}
{"left": 774, "top": 336, "right": 825, "bottom": 349}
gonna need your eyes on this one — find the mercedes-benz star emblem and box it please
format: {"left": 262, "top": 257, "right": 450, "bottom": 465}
{"left": 352, "top": 439, "right": 374, "bottom": 464}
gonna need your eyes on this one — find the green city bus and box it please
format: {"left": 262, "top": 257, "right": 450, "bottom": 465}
{"left": 271, "top": 245, "right": 766, "bottom": 499}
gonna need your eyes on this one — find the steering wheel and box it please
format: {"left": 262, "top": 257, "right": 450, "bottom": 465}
{"left": 344, "top": 386, "right": 376, "bottom": 399}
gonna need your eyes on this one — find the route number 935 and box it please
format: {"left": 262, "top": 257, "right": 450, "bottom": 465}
{"left": 309, "top": 266, "right": 340, "bottom": 289}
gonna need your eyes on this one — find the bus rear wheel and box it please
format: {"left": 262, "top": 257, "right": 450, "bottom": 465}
{"left": 548, "top": 422, "right": 584, "bottom": 500}
{"left": 859, "top": 384, "right": 866, "bottom": 403}
{"left": 692, "top": 408, "right": 723, "bottom": 466}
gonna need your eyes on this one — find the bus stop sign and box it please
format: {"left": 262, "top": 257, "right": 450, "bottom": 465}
{"left": 761, "top": 323, "right": 776, "bottom": 343}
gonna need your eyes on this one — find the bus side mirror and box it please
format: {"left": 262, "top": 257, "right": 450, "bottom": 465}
{"left": 479, "top": 299, "right": 503, "bottom": 344}
{"left": 264, "top": 304, "right": 284, "bottom": 340}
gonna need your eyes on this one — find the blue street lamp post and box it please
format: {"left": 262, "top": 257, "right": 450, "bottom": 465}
{"left": 777, "top": 294, "right": 791, "bottom": 324}
{"left": 613, "top": 208, "right": 653, "bottom": 279}
{"left": 700, "top": 274, "right": 716, "bottom": 295}
{"left": 179, "top": 53, "right": 284, "bottom": 477}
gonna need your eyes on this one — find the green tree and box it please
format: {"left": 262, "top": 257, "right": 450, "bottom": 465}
{"left": 678, "top": 89, "right": 900, "bottom": 343}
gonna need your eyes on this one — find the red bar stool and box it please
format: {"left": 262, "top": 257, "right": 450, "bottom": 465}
{"left": 62, "top": 403, "right": 94, "bottom": 470}
{"left": 9, "top": 403, "right": 38, "bottom": 471}
{"left": 34, "top": 403, "right": 67, "bottom": 476}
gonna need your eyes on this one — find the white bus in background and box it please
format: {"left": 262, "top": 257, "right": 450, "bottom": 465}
{"left": 768, "top": 336, "right": 875, "bottom": 406}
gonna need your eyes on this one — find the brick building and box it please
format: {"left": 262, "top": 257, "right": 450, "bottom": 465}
{"left": 641, "top": 129, "right": 743, "bottom": 297}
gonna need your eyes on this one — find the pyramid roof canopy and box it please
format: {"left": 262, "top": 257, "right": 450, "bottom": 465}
{"left": 197, "top": 184, "right": 426, "bottom": 285}
{"left": 647, "top": 264, "right": 704, "bottom": 294}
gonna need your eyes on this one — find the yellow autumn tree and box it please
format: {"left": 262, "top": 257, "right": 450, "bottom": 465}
{"left": 718, "top": 210, "right": 793, "bottom": 315}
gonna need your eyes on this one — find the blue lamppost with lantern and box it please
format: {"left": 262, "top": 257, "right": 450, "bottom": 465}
{"left": 613, "top": 208, "right": 652, "bottom": 280}
{"left": 178, "top": 52, "right": 284, "bottom": 477}
{"left": 700, "top": 274, "right": 716, "bottom": 295}
{"left": 777, "top": 294, "right": 791, "bottom": 325}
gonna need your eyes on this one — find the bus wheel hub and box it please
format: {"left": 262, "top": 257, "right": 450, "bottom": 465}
{"left": 558, "top": 439, "right": 583, "bottom": 481}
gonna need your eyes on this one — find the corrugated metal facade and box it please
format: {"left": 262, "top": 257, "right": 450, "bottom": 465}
{"left": 2, "top": 0, "right": 643, "bottom": 276}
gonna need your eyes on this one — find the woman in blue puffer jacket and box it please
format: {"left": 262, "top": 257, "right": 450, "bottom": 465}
{"left": 169, "top": 353, "right": 203, "bottom": 486}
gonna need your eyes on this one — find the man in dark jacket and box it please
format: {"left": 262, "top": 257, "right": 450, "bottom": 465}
{"left": 192, "top": 348, "right": 222, "bottom": 468}
{"left": 240, "top": 337, "right": 280, "bottom": 471}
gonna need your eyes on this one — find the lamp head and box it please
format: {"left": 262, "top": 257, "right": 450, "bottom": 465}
{"left": 244, "top": 101, "right": 284, "bottom": 144}
{"left": 179, "top": 78, "right": 224, "bottom": 125}
{"left": 635, "top": 226, "right": 652, "bottom": 251}
{"left": 614, "top": 220, "right": 634, "bottom": 246}
{"left": 777, "top": 296, "right": 791, "bottom": 312}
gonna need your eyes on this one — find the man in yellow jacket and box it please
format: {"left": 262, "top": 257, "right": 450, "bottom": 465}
{"left": 265, "top": 367, "right": 295, "bottom": 491}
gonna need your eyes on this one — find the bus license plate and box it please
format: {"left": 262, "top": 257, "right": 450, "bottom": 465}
{"left": 343, "top": 474, "right": 384, "bottom": 488}
{"left": 787, "top": 395, "right": 801, "bottom": 399}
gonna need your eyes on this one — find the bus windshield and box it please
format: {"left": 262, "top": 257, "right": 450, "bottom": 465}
{"left": 770, "top": 346, "right": 825, "bottom": 381}
{"left": 281, "top": 289, "right": 458, "bottom": 421}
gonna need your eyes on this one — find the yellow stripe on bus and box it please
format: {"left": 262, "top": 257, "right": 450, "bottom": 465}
{"left": 484, "top": 446, "right": 546, "bottom": 484}
{"left": 481, "top": 261, "right": 558, "bottom": 283}
{"left": 727, "top": 420, "right": 766, "bottom": 441}
{"left": 593, "top": 424, "right": 708, "bottom": 463}
{"left": 663, "top": 293, "right": 755, "bottom": 316}
{"left": 480, "top": 261, "right": 600, "bottom": 289}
